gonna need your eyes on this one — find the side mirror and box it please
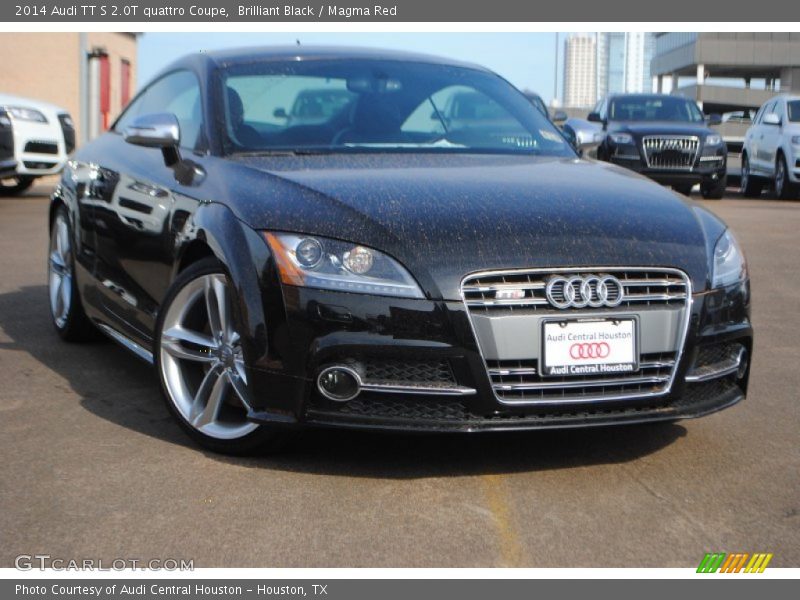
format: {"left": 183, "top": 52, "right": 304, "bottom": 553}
{"left": 706, "top": 113, "right": 722, "bottom": 126}
{"left": 762, "top": 113, "right": 781, "bottom": 126}
{"left": 123, "top": 112, "right": 180, "bottom": 149}
{"left": 123, "top": 113, "right": 185, "bottom": 170}
{"left": 587, "top": 112, "right": 603, "bottom": 123}
{"left": 273, "top": 108, "right": 288, "bottom": 119}
{"left": 552, "top": 110, "right": 568, "bottom": 124}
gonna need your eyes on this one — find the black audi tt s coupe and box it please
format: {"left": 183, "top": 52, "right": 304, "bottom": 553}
{"left": 48, "top": 47, "right": 752, "bottom": 453}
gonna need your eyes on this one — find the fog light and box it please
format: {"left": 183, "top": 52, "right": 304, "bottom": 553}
{"left": 317, "top": 366, "right": 361, "bottom": 402}
{"left": 737, "top": 349, "right": 749, "bottom": 379}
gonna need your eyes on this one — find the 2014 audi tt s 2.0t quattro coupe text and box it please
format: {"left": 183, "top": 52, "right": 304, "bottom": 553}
{"left": 48, "top": 47, "right": 753, "bottom": 453}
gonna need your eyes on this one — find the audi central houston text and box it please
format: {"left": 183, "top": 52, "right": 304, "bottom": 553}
{"left": 48, "top": 47, "right": 752, "bottom": 453}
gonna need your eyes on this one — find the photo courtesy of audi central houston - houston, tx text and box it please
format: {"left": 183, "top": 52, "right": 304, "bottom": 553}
{"left": 1, "top": 27, "right": 798, "bottom": 578}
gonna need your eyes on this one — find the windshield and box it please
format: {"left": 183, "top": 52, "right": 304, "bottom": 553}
{"left": 788, "top": 100, "right": 800, "bottom": 122}
{"left": 608, "top": 95, "right": 705, "bottom": 123}
{"left": 219, "top": 59, "right": 573, "bottom": 156}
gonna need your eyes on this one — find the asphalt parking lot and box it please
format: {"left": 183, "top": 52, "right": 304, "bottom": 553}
{"left": 1, "top": 184, "right": 798, "bottom": 568}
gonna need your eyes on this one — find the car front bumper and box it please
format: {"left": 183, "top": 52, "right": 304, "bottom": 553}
{"left": 243, "top": 276, "right": 752, "bottom": 433}
{"left": 608, "top": 154, "right": 727, "bottom": 187}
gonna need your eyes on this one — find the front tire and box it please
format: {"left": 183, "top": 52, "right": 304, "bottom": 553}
{"left": 155, "top": 257, "right": 288, "bottom": 455}
{"left": 673, "top": 184, "right": 694, "bottom": 196}
{"left": 740, "top": 154, "right": 764, "bottom": 198}
{"left": 775, "top": 154, "right": 799, "bottom": 200}
{"left": 701, "top": 175, "right": 727, "bottom": 200}
{"left": 0, "top": 175, "right": 35, "bottom": 196}
{"left": 48, "top": 206, "right": 96, "bottom": 341}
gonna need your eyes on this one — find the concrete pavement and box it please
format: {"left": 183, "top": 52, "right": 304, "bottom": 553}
{"left": 1, "top": 186, "right": 798, "bottom": 567}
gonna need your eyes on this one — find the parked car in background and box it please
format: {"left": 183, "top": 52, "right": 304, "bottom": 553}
{"left": 523, "top": 91, "right": 567, "bottom": 123}
{"left": 561, "top": 117, "right": 603, "bottom": 156}
{"left": 50, "top": 47, "right": 751, "bottom": 454}
{"left": 590, "top": 93, "right": 727, "bottom": 198}
{"left": 0, "top": 93, "right": 75, "bottom": 195}
{"left": 722, "top": 110, "right": 754, "bottom": 124}
{"left": 273, "top": 88, "right": 355, "bottom": 127}
{"left": 741, "top": 94, "right": 800, "bottom": 199}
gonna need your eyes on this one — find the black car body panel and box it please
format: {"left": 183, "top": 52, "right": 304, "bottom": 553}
{"left": 50, "top": 48, "right": 752, "bottom": 437}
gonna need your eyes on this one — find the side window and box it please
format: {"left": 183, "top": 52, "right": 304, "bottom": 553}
{"left": 772, "top": 100, "right": 785, "bottom": 120}
{"left": 115, "top": 71, "right": 203, "bottom": 151}
{"left": 113, "top": 90, "right": 149, "bottom": 133}
{"left": 138, "top": 71, "right": 203, "bottom": 151}
{"left": 753, "top": 105, "right": 764, "bottom": 125}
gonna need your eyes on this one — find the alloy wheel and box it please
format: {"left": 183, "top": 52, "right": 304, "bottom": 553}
{"left": 48, "top": 214, "right": 73, "bottom": 329}
{"left": 159, "top": 273, "right": 258, "bottom": 440}
{"left": 776, "top": 158, "right": 786, "bottom": 197}
{"left": 741, "top": 157, "right": 750, "bottom": 192}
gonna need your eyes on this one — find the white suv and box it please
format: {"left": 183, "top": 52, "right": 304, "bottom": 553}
{"left": 0, "top": 93, "right": 75, "bottom": 196}
{"left": 741, "top": 94, "right": 800, "bottom": 199}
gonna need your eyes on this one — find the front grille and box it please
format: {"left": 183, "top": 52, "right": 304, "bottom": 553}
{"left": 305, "top": 374, "right": 742, "bottom": 428}
{"left": 642, "top": 135, "right": 699, "bottom": 170}
{"left": 23, "top": 160, "right": 57, "bottom": 169}
{"left": 361, "top": 358, "right": 456, "bottom": 385}
{"left": 462, "top": 267, "right": 691, "bottom": 405}
{"left": 58, "top": 114, "right": 75, "bottom": 154}
{"left": 462, "top": 268, "right": 688, "bottom": 313}
{"left": 487, "top": 352, "right": 677, "bottom": 402}
{"left": 331, "top": 396, "right": 470, "bottom": 422}
{"left": 694, "top": 343, "right": 743, "bottom": 370}
{"left": 24, "top": 140, "right": 58, "bottom": 155}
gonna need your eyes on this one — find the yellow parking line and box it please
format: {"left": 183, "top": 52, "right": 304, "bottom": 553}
{"left": 481, "top": 474, "right": 524, "bottom": 567}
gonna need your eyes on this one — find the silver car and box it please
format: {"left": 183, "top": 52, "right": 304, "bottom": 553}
{"left": 741, "top": 94, "right": 800, "bottom": 199}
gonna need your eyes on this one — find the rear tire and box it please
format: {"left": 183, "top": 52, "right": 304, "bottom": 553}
{"left": 0, "top": 175, "right": 35, "bottom": 196}
{"left": 154, "top": 257, "right": 291, "bottom": 455}
{"left": 701, "top": 175, "right": 727, "bottom": 200}
{"left": 740, "top": 154, "right": 764, "bottom": 198}
{"left": 775, "top": 154, "right": 799, "bottom": 200}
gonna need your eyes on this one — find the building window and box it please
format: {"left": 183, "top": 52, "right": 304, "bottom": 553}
{"left": 121, "top": 59, "right": 131, "bottom": 109}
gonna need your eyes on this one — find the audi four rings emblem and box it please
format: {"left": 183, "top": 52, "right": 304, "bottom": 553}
{"left": 545, "top": 275, "right": 625, "bottom": 309}
{"left": 570, "top": 342, "right": 610, "bottom": 360}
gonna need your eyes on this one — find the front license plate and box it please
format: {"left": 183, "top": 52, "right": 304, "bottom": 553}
{"left": 541, "top": 318, "right": 638, "bottom": 377}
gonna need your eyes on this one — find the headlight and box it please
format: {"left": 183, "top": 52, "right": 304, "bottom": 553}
{"left": 609, "top": 133, "right": 633, "bottom": 144}
{"left": 263, "top": 232, "right": 424, "bottom": 299}
{"left": 7, "top": 106, "right": 48, "bottom": 123}
{"left": 705, "top": 134, "right": 723, "bottom": 146}
{"left": 712, "top": 229, "right": 747, "bottom": 288}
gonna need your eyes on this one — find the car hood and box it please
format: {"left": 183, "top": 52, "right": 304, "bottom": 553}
{"left": 610, "top": 121, "right": 712, "bottom": 137}
{"left": 226, "top": 153, "right": 712, "bottom": 299}
{"left": 0, "top": 92, "right": 67, "bottom": 115}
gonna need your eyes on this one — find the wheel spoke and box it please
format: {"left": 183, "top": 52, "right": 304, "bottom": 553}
{"left": 162, "top": 339, "right": 217, "bottom": 363}
{"left": 204, "top": 276, "right": 228, "bottom": 341}
{"left": 228, "top": 370, "right": 252, "bottom": 411}
{"left": 49, "top": 272, "right": 62, "bottom": 316}
{"left": 191, "top": 367, "right": 228, "bottom": 429}
{"left": 50, "top": 250, "right": 66, "bottom": 272}
{"left": 163, "top": 326, "right": 216, "bottom": 350}
{"left": 59, "top": 274, "right": 71, "bottom": 315}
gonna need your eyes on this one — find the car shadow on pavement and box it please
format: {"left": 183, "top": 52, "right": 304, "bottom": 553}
{"left": 0, "top": 285, "right": 687, "bottom": 479}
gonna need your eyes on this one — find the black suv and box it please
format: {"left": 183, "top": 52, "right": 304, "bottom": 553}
{"left": 590, "top": 94, "right": 727, "bottom": 198}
